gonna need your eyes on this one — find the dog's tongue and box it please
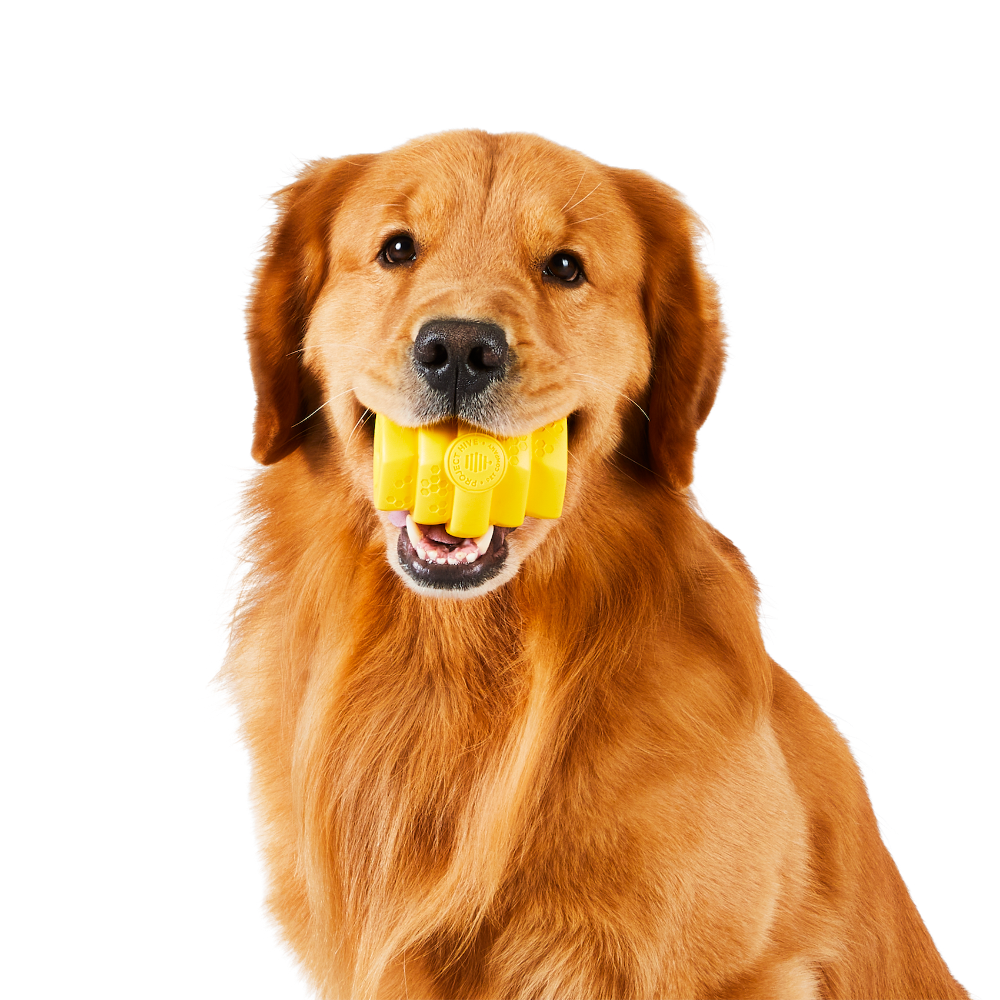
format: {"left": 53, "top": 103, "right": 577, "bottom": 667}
{"left": 386, "top": 511, "right": 468, "bottom": 545}
{"left": 422, "top": 524, "right": 464, "bottom": 544}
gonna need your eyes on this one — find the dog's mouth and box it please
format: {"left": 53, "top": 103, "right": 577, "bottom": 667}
{"left": 388, "top": 510, "right": 513, "bottom": 589}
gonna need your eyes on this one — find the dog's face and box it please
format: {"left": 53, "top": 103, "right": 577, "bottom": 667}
{"left": 246, "top": 131, "right": 725, "bottom": 597}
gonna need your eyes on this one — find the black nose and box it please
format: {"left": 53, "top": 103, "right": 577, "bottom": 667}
{"left": 412, "top": 319, "right": 509, "bottom": 408}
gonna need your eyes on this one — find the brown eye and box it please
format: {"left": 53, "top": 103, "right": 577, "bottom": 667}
{"left": 381, "top": 234, "right": 417, "bottom": 265}
{"left": 544, "top": 251, "right": 584, "bottom": 284}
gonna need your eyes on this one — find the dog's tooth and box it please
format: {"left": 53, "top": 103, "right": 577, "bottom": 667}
{"left": 436, "top": 557, "right": 446, "bottom": 565}
{"left": 446, "top": 555, "right": 459, "bottom": 565}
{"left": 472, "top": 524, "right": 493, "bottom": 555}
{"left": 409, "top": 519, "right": 434, "bottom": 564}
{"left": 474, "top": 525, "right": 494, "bottom": 555}
{"left": 405, "top": 515, "right": 423, "bottom": 549}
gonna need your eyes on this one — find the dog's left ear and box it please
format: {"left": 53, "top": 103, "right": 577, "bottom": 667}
{"left": 246, "top": 155, "right": 373, "bottom": 465}
{"left": 609, "top": 168, "right": 726, "bottom": 491}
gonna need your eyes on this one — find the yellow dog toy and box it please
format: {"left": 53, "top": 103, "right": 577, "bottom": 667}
{"left": 373, "top": 414, "right": 568, "bottom": 539}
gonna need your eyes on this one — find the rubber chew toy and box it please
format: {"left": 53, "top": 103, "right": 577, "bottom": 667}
{"left": 373, "top": 415, "right": 568, "bottom": 539}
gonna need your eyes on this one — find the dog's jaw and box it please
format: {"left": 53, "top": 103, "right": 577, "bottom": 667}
{"left": 378, "top": 511, "right": 555, "bottom": 599}
{"left": 397, "top": 517, "right": 512, "bottom": 591}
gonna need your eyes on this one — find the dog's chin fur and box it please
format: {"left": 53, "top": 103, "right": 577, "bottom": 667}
{"left": 225, "top": 130, "right": 968, "bottom": 1000}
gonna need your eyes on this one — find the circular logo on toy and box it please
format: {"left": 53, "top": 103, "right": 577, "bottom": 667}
{"left": 444, "top": 433, "right": 507, "bottom": 493}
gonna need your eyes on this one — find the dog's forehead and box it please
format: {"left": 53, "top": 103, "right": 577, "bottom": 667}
{"left": 344, "top": 131, "right": 637, "bottom": 258}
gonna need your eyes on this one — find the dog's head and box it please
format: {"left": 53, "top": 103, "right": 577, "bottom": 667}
{"left": 246, "top": 131, "right": 724, "bottom": 597}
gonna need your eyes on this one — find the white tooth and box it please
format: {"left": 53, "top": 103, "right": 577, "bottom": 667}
{"left": 436, "top": 557, "right": 446, "bottom": 564}
{"left": 446, "top": 555, "right": 459, "bottom": 565}
{"left": 415, "top": 544, "right": 428, "bottom": 561}
{"left": 474, "top": 525, "right": 494, "bottom": 555}
{"left": 466, "top": 551, "right": 478, "bottom": 563}
{"left": 405, "top": 515, "right": 423, "bottom": 549}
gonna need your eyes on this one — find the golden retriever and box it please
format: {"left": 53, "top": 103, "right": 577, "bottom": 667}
{"left": 224, "top": 130, "right": 967, "bottom": 999}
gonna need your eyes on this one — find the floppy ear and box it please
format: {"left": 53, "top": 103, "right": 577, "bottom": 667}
{"left": 609, "top": 168, "right": 726, "bottom": 491}
{"left": 246, "top": 155, "right": 373, "bottom": 464}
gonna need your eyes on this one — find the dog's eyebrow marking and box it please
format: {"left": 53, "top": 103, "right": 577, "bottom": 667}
{"left": 571, "top": 372, "right": 649, "bottom": 421}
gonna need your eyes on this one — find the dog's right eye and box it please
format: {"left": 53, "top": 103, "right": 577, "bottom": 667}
{"left": 380, "top": 234, "right": 417, "bottom": 265}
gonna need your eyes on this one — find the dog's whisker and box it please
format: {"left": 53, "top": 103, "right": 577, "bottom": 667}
{"left": 565, "top": 181, "right": 602, "bottom": 214}
{"left": 614, "top": 449, "right": 656, "bottom": 476}
{"left": 567, "top": 211, "right": 613, "bottom": 226}
{"left": 560, "top": 170, "right": 587, "bottom": 212}
{"left": 346, "top": 407, "right": 373, "bottom": 447}
{"left": 292, "top": 400, "right": 330, "bottom": 427}
{"left": 285, "top": 341, "right": 377, "bottom": 358}
{"left": 292, "top": 387, "right": 359, "bottom": 427}
{"left": 570, "top": 373, "right": 649, "bottom": 421}
{"left": 611, "top": 460, "right": 641, "bottom": 487}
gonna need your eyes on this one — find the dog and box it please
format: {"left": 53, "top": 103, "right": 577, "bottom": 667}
{"left": 224, "top": 130, "right": 968, "bottom": 999}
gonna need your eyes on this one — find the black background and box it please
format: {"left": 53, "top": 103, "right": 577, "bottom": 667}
{"left": 180, "top": 121, "right": 989, "bottom": 997}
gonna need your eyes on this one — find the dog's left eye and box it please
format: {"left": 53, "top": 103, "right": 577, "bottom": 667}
{"left": 380, "top": 234, "right": 417, "bottom": 265}
{"left": 543, "top": 251, "right": 584, "bottom": 284}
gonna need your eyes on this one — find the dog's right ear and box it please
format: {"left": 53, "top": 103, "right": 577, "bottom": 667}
{"left": 246, "top": 156, "right": 373, "bottom": 465}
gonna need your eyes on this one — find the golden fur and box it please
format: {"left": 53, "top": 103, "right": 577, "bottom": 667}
{"left": 225, "top": 131, "right": 967, "bottom": 999}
